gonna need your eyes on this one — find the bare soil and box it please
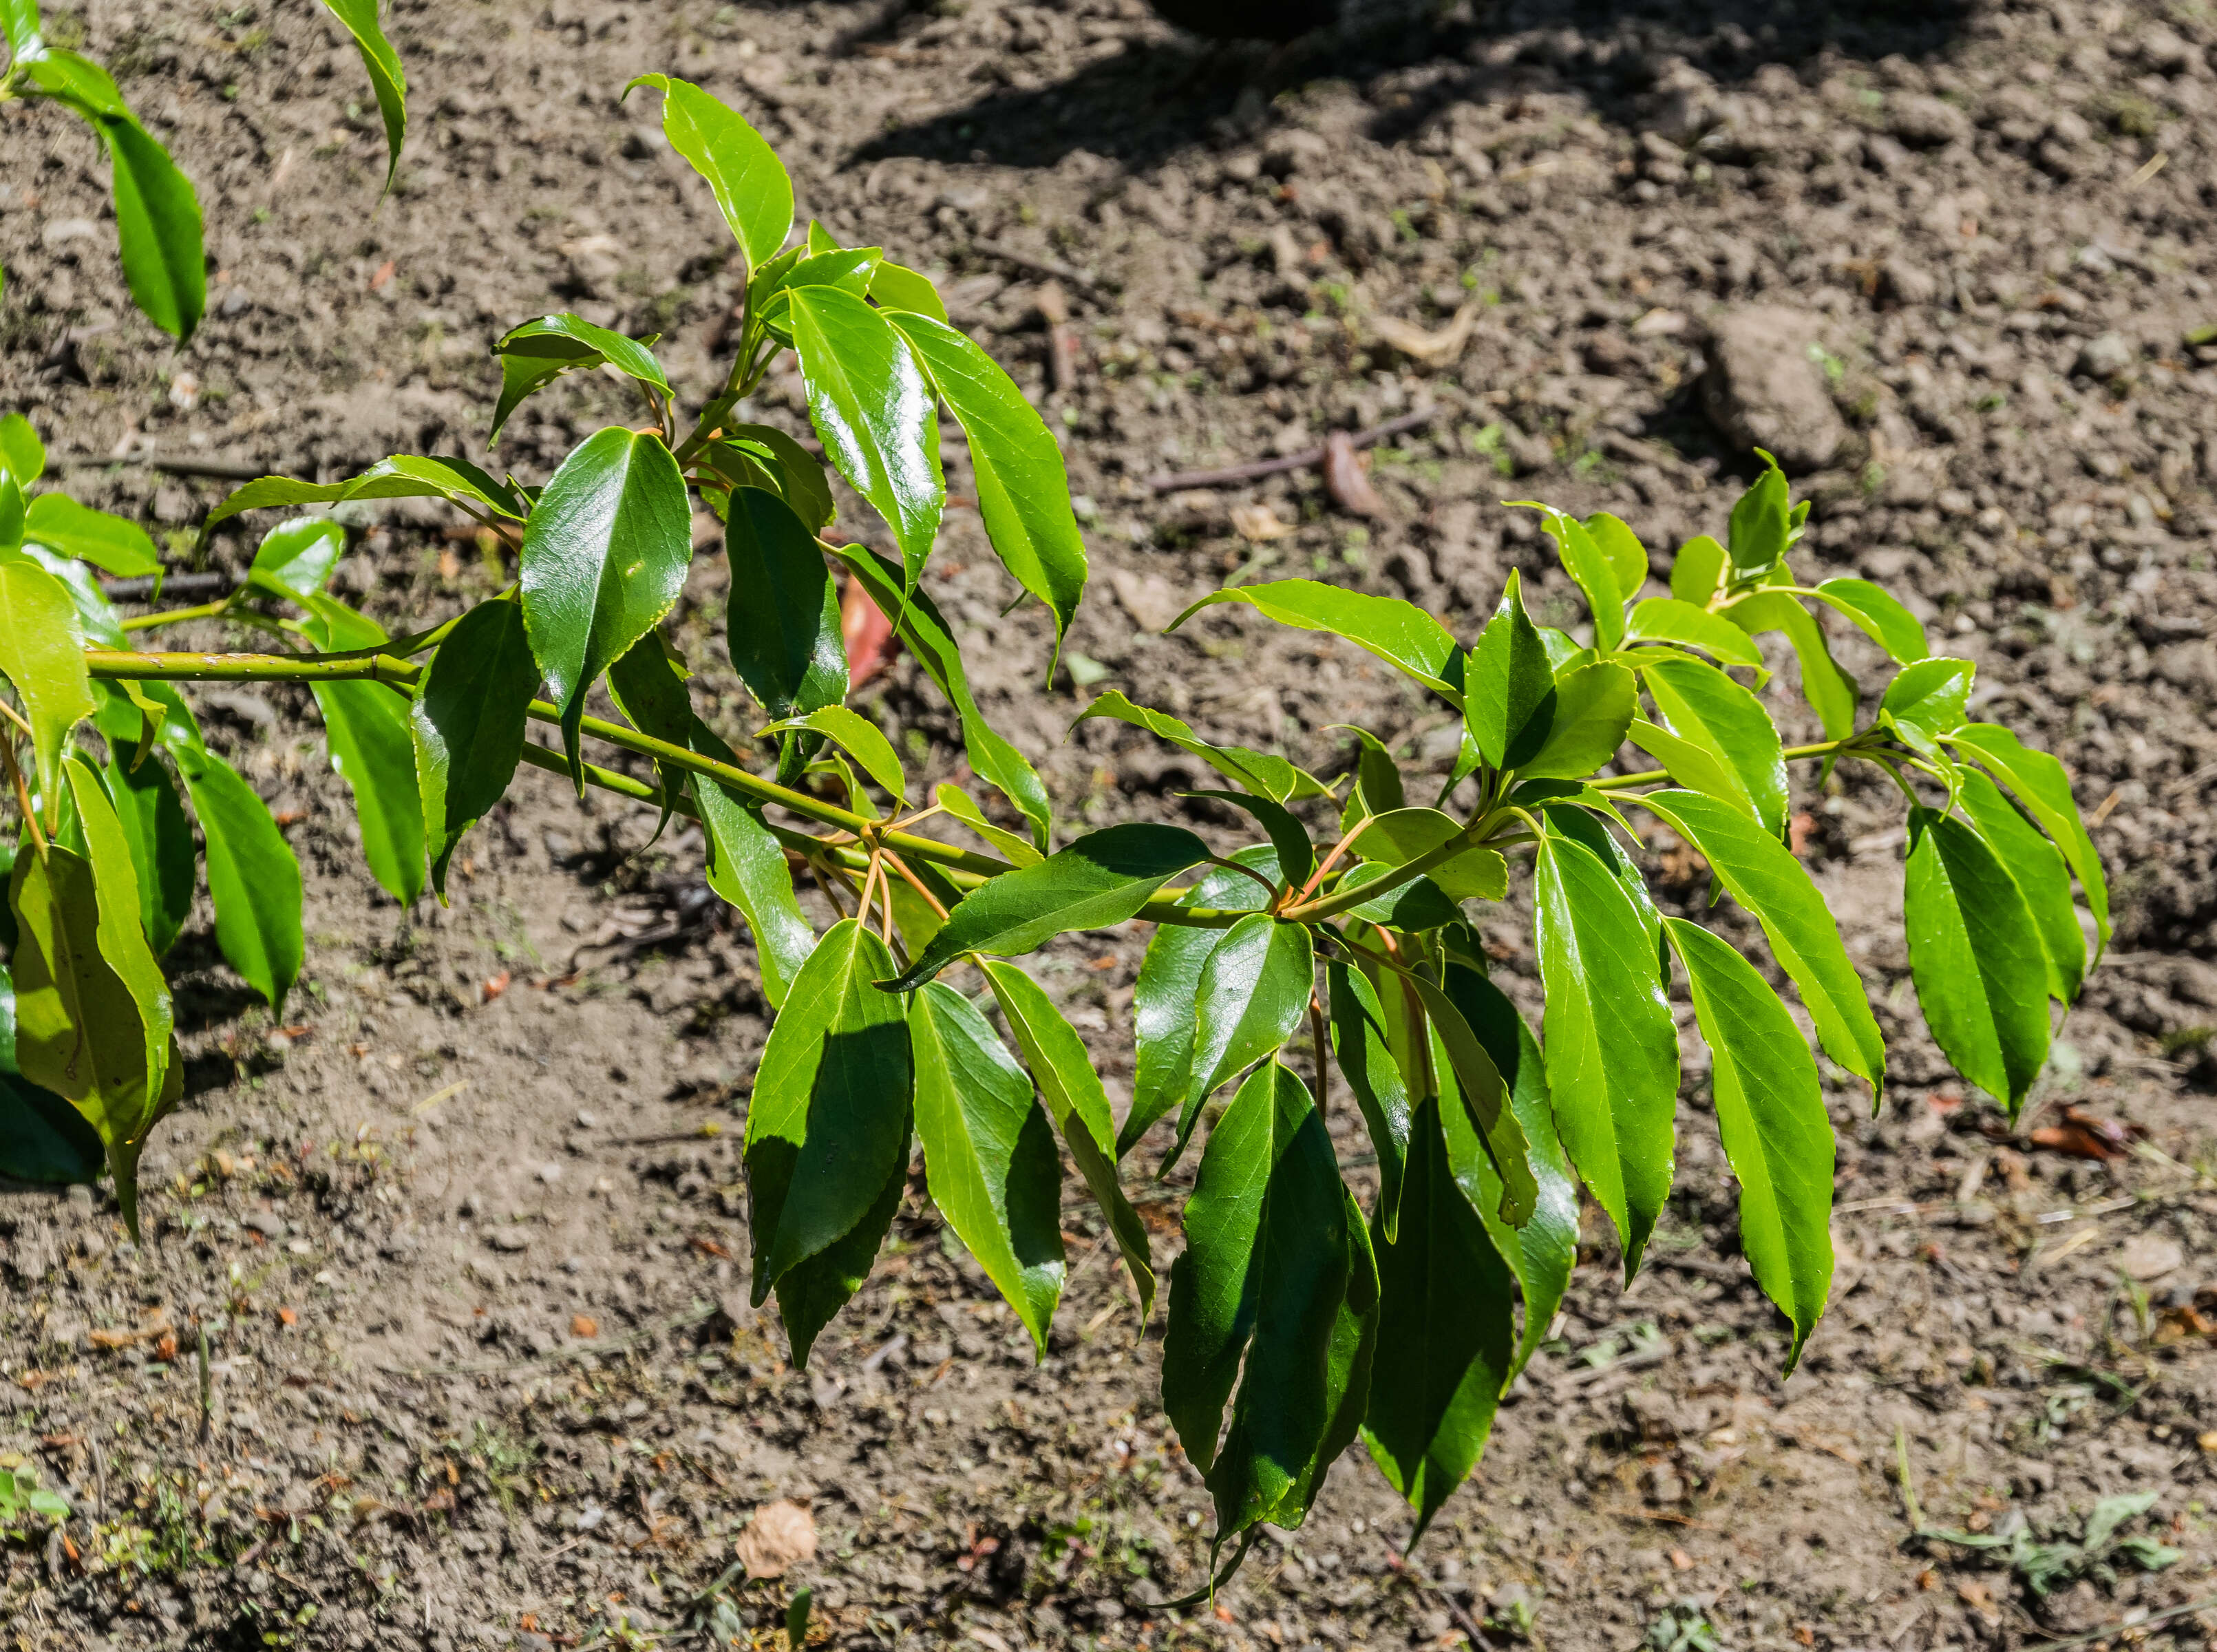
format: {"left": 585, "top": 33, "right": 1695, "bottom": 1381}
{"left": 5, "top": 1, "right": 2217, "bottom": 1649}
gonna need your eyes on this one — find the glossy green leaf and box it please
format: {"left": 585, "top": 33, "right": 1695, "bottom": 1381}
{"left": 0, "top": 414, "right": 44, "bottom": 486}
{"left": 21, "top": 494, "right": 160, "bottom": 580}
{"left": 205, "top": 454, "right": 526, "bottom": 531}
{"left": 410, "top": 597, "right": 538, "bottom": 900}
{"left": 1326, "top": 957, "right": 1410, "bottom": 1232}
{"left": 1466, "top": 569, "right": 1554, "bottom": 770}
{"left": 173, "top": 746, "right": 302, "bottom": 1015}
{"left": 774, "top": 1143, "right": 906, "bottom": 1369}
{"left": 688, "top": 717, "right": 816, "bottom": 1009}
{"left": 1663, "top": 918, "right": 1834, "bottom": 1370}
{"left": 104, "top": 739, "right": 193, "bottom": 957}
{"left": 1584, "top": 511, "right": 1649, "bottom": 602}
{"left": 1336, "top": 726, "right": 1405, "bottom": 832}
{"left": 62, "top": 756, "right": 171, "bottom": 1081}
{"left": 1670, "top": 534, "right": 1728, "bottom": 606}
{"left": 1514, "top": 502, "right": 1625, "bottom": 650}
{"left": 787, "top": 286, "right": 943, "bottom": 593}
{"left": 0, "top": 1046, "right": 108, "bottom": 1189}
{"left": 1904, "top": 807, "right": 2050, "bottom": 1116}
{"left": 1075, "top": 689, "right": 1328, "bottom": 803}
{"left": 828, "top": 542, "right": 1050, "bottom": 849}
{"left": 62, "top": 83, "right": 205, "bottom": 342}
{"left": 606, "top": 629, "right": 697, "bottom": 843}
{"left": 1954, "top": 769, "right": 2084, "bottom": 1004}
{"left": 0, "top": 471, "right": 22, "bottom": 551}
{"left": 1169, "top": 580, "right": 1463, "bottom": 701}
{"left": 979, "top": 960, "right": 1155, "bottom": 1317}
{"left": 1947, "top": 722, "right": 2109, "bottom": 953}
{"left": 1182, "top": 788, "right": 1311, "bottom": 893}
{"left": 1436, "top": 971, "right": 1576, "bottom": 1381}
{"left": 1634, "top": 790, "right": 1885, "bottom": 1097}
{"left": 887, "top": 310, "right": 1088, "bottom": 667}
{"left": 0, "top": 552, "right": 94, "bottom": 827}
{"left": 1725, "top": 452, "right": 1790, "bottom": 586}
{"left": 724, "top": 487, "right": 846, "bottom": 721}
{"left": 761, "top": 706, "right": 905, "bottom": 805}
{"left": 518, "top": 426, "right": 692, "bottom": 785}
{"left": 1361, "top": 1094, "right": 1516, "bottom": 1537}
{"left": 911, "top": 980, "right": 1065, "bottom": 1355}
{"left": 624, "top": 75, "right": 792, "bottom": 269}
{"left": 889, "top": 823, "right": 1209, "bottom": 991}
{"left": 1521, "top": 660, "right": 1635, "bottom": 781}
{"left": 1624, "top": 597, "right": 1765, "bottom": 670}
{"left": 1533, "top": 831, "right": 1678, "bottom": 1276}
{"left": 1350, "top": 807, "right": 1503, "bottom": 902}
{"left": 1169, "top": 913, "right": 1315, "bottom": 1164}
{"left": 1409, "top": 965, "right": 1536, "bottom": 1226}
{"left": 1335, "top": 862, "right": 1465, "bottom": 931}
{"left": 1881, "top": 657, "right": 1973, "bottom": 758}
{"left": 1637, "top": 656, "right": 1788, "bottom": 836}
{"left": 1723, "top": 589, "right": 1858, "bottom": 741}
{"left": 489, "top": 313, "right": 669, "bottom": 443}
{"left": 870, "top": 259, "right": 948, "bottom": 322}
{"left": 744, "top": 920, "right": 913, "bottom": 1314}
{"left": 300, "top": 599, "right": 425, "bottom": 905}
{"left": 321, "top": 0, "right": 407, "bottom": 190}
{"left": 723, "top": 423, "right": 836, "bottom": 535}
{"left": 934, "top": 782, "right": 1041, "bottom": 867}
{"left": 1811, "top": 578, "right": 1927, "bottom": 664}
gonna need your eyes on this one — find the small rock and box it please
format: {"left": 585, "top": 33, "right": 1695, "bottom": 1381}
{"left": 2118, "top": 1233, "right": 2184, "bottom": 1281}
{"left": 1700, "top": 306, "right": 1849, "bottom": 470}
{"left": 1880, "top": 257, "right": 1938, "bottom": 307}
{"left": 152, "top": 487, "right": 197, "bottom": 525}
{"left": 219, "top": 286, "right": 253, "bottom": 319}
{"left": 1888, "top": 94, "right": 1972, "bottom": 147}
{"left": 486, "top": 1229, "right": 531, "bottom": 1254}
{"left": 1108, "top": 568, "right": 1183, "bottom": 633}
{"left": 558, "top": 234, "right": 626, "bottom": 297}
{"left": 2075, "top": 331, "right": 2136, "bottom": 380}
{"left": 1262, "top": 129, "right": 1329, "bottom": 179}
{"left": 41, "top": 218, "right": 100, "bottom": 251}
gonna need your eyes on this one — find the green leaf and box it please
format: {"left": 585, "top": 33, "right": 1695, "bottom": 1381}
{"left": 1623, "top": 597, "right": 1765, "bottom": 670}
{"left": 1662, "top": 918, "right": 1834, "bottom": 1370}
{"left": 889, "top": 823, "right": 1209, "bottom": 991}
{"left": 1521, "top": 660, "right": 1635, "bottom": 782}
{"left": 688, "top": 717, "right": 816, "bottom": 1009}
{"left": 725, "top": 423, "right": 836, "bottom": 536}
{"left": 518, "top": 427, "right": 692, "bottom": 787}
{"left": 1169, "top": 913, "right": 1315, "bottom": 1164}
{"left": 1881, "top": 657, "right": 1973, "bottom": 758}
{"left": 1811, "top": 578, "right": 1927, "bottom": 664}
{"left": 1584, "top": 511, "right": 1650, "bottom": 603}
{"left": 827, "top": 542, "right": 1050, "bottom": 849}
{"left": 1947, "top": 722, "right": 2109, "bottom": 954}
{"left": 0, "top": 1056, "right": 109, "bottom": 1188}
{"left": 1954, "top": 769, "right": 2085, "bottom": 1004}
{"left": 1435, "top": 971, "right": 1576, "bottom": 1381}
{"left": 21, "top": 494, "right": 159, "bottom": 580}
{"left": 774, "top": 1144, "right": 907, "bottom": 1369}
{"left": 319, "top": 0, "right": 407, "bottom": 191}
{"left": 1408, "top": 965, "right": 1537, "bottom": 1226}
{"left": 786, "top": 286, "right": 943, "bottom": 592}
{"left": 1726, "top": 452, "right": 1791, "bottom": 586}
{"left": 1466, "top": 569, "right": 1554, "bottom": 770}
{"left": 1904, "top": 807, "right": 2050, "bottom": 1116}
{"left": 1512, "top": 502, "right": 1626, "bottom": 650}
{"left": 870, "top": 259, "right": 947, "bottom": 322}
{"left": 1, "top": 0, "right": 42, "bottom": 58}
{"left": 723, "top": 489, "right": 846, "bottom": 721}
{"left": 1633, "top": 790, "right": 1885, "bottom": 1098}
{"left": 1075, "top": 689, "right": 1328, "bottom": 803}
{"left": 1724, "top": 589, "right": 1858, "bottom": 741}
{"left": 1670, "top": 534, "right": 1728, "bottom": 606}
{"left": 1533, "top": 831, "right": 1678, "bottom": 1276}
{"left": 911, "top": 980, "right": 1065, "bottom": 1355}
{"left": 1169, "top": 580, "right": 1463, "bottom": 701}
{"left": 0, "top": 472, "right": 20, "bottom": 550}
{"left": 886, "top": 310, "right": 1088, "bottom": 668}
{"left": 778, "top": 246, "right": 881, "bottom": 300}
{"left": 0, "top": 552, "right": 95, "bottom": 828}
{"left": 1182, "top": 788, "right": 1311, "bottom": 892}
{"left": 300, "top": 599, "right": 425, "bottom": 904}
{"left": 205, "top": 454, "right": 527, "bottom": 532}
{"left": 78, "top": 92, "right": 205, "bottom": 341}
{"left": 1361, "top": 1094, "right": 1516, "bottom": 1537}
{"left": 1349, "top": 807, "right": 1503, "bottom": 902}
{"left": 1637, "top": 656, "right": 1788, "bottom": 836}
{"left": 410, "top": 597, "right": 538, "bottom": 900}
{"left": 1336, "top": 862, "right": 1465, "bottom": 931}
{"left": 489, "top": 313, "right": 670, "bottom": 444}
{"left": 103, "top": 740, "right": 193, "bottom": 957}
{"left": 979, "top": 960, "right": 1155, "bottom": 1317}
{"left": 1336, "top": 726, "right": 1405, "bottom": 832}
{"left": 173, "top": 746, "right": 303, "bottom": 1015}
{"left": 0, "top": 414, "right": 44, "bottom": 486}
{"left": 606, "top": 630, "right": 697, "bottom": 843}
{"left": 759, "top": 705, "right": 905, "bottom": 804}
{"left": 934, "top": 782, "right": 1041, "bottom": 867}
{"left": 744, "top": 920, "right": 913, "bottom": 1326}
{"left": 623, "top": 74, "right": 792, "bottom": 270}
{"left": 1326, "top": 957, "right": 1410, "bottom": 1232}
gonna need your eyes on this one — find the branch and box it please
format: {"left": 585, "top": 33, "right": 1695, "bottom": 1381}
{"left": 1147, "top": 407, "right": 1443, "bottom": 494}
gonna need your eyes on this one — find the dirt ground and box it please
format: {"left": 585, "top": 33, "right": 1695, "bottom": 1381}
{"left": 6, "top": 0, "right": 2217, "bottom": 1648}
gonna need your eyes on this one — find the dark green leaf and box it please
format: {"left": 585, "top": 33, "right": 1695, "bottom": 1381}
{"left": 489, "top": 314, "right": 670, "bottom": 444}
{"left": 1954, "top": 769, "right": 2084, "bottom": 1004}
{"left": 911, "top": 980, "right": 1064, "bottom": 1355}
{"left": 624, "top": 75, "right": 792, "bottom": 269}
{"left": 1169, "top": 913, "right": 1315, "bottom": 1163}
{"left": 1326, "top": 957, "right": 1410, "bottom": 1232}
{"left": 0, "top": 1052, "right": 108, "bottom": 1188}
{"left": 1521, "top": 660, "right": 1635, "bottom": 782}
{"left": 787, "top": 286, "right": 943, "bottom": 592}
{"left": 1182, "top": 788, "right": 1311, "bottom": 892}
{"left": 1882, "top": 657, "right": 1973, "bottom": 758}
{"left": 725, "top": 423, "right": 836, "bottom": 535}
{"left": 1904, "top": 807, "right": 2050, "bottom": 1116}
{"left": 1725, "top": 452, "right": 1790, "bottom": 586}
{"left": 1633, "top": 790, "right": 1885, "bottom": 1097}
{"left": 1335, "top": 862, "right": 1465, "bottom": 931}
{"left": 0, "top": 552, "right": 95, "bottom": 827}
{"left": 1623, "top": 597, "right": 1765, "bottom": 670}
{"left": 1409, "top": 965, "right": 1537, "bottom": 1225}
{"left": 774, "top": 1141, "right": 906, "bottom": 1368}
{"left": 1337, "top": 726, "right": 1405, "bottom": 833}
{"left": 1948, "top": 721, "right": 2109, "bottom": 955}
{"left": 320, "top": 0, "right": 407, "bottom": 190}
{"left": 605, "top": 629, "right": 695, "bottom": 843}
{"left": 105, "top": 740, "right": 193, "bottom": 957}
{"left": 173, "top": 746, "right": 303, "bottom": 1015}
{"left": 1533, "top": 831, "right": 1678, "bottom": 1276}
{"left": 518, "top": 427, "right": 692, "bottom": 785}
{"left": 1361, "top": 1094, "right": 1516, "bottom": 1537}
{"left": 979, "top": 960, "right": 1155, "bottom": 1317}
{"left": 744, "top": 920, "right": 913, "bottom": 1317}
{"left": 21, "top": 494, "right": 160, "bottom": 580}
{"left": 303, "top": 598, "right": 425, "bottom": 905}
{"left": 1812, "top": 578, "right": 1927, "bottom": 664}
{"left": 1466, "top": 569, "right": 1554, "bottom": 770}
{"left": 1076, "top": 689, "right": 1328, "bottom": 803}
{"left": 65, "top": 81, "right": 205, "bottom": 342}
{"left": 1637, "top": 656, "right": 1788, "bottom": 836}
{"left": 410, "top": 597, "right": 538, "bottom": 900}
{"left": 1169, "top": 580, "right": 1463, "bottom": 701}
{"left": 1663, "top": 918, "right": 1834, "bottom": 1370}
{"left": 887, "top": 823, "right": 1209, "bottom": 990}
{"left": 886, "top": 310, "right": 1088, "bottom": 667}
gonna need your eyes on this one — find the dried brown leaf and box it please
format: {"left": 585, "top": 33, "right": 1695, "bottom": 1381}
{"left": 1323, "top": 432, "right": 1386, "bottom": 518}
{"left": 734, "top": 1499, "right": 818, "bottom": 1579}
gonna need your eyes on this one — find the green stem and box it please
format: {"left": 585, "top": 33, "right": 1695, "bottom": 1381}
{"left": 1589, "top": 736, "right": 1857, "bottom": 793}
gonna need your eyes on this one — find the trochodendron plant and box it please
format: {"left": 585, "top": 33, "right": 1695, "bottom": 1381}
{"left": 0, "top": 73, "right": 2104, "bottom": 1566}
